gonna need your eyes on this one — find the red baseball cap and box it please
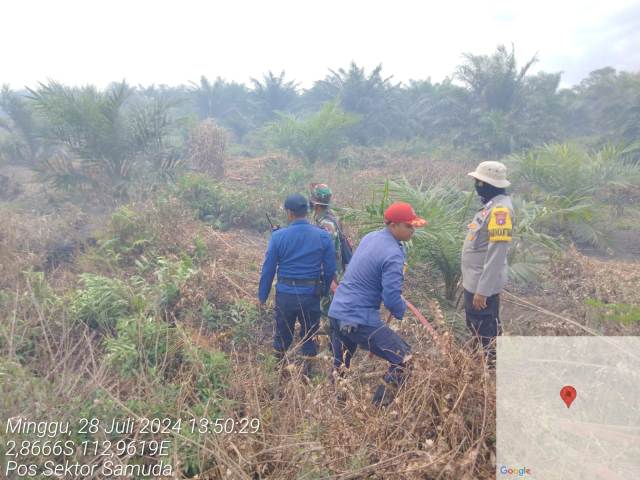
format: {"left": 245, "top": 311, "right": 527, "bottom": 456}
{"left": 384, "top": 202, "right": 427, "bottom": 227}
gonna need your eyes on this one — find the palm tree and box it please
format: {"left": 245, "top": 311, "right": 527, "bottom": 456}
{"left": 0, "top": 86, "right": 43, "bottom": 166}
{"left": 190, "top": 76, "right": 253, "bottom": 138}
{"left": 404, "top": 78, "right": 473, "bottom": 144}
{"left": 305, "top": 62, "right": 405, "bottom": 145}
{"left": 27, "top": 80, "right": 179, "bottom": 198}
{"left": 565, "top": 68, "right": 640, "bottom": 150}
{"left": 507, "top": 143, "right": 640, "bottom": 247}
{"left": 250, "top": 71, "right": 299, "bottom": 122}
{"left": 261, "top": 100, "right": 359, "bottom": 164}
{"left": 453, "top": 45, "right": 564, "bottom": 155}
{"left": 456, "top": 44, "right": 537, "bottom": 113}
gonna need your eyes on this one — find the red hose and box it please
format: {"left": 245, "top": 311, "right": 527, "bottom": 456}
{"left": 330, "top": 281, "right": 447, "bottom": 355}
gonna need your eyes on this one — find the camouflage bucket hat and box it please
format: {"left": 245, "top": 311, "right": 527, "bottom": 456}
{"left": 309, "top": 183, "right": 332, "bottom": 205}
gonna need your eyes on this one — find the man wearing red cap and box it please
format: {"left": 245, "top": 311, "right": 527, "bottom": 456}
{"left": 328, "top": 202, "right": 427, "bottom": 406}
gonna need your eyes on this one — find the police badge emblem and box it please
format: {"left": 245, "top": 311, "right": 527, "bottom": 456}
{"left": 495, "top": 211, "right": 507, "bottom": 226}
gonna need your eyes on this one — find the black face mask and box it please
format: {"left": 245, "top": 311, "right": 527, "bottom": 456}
{"left": 475, "top": 182, "right": 505, "bottom": 204}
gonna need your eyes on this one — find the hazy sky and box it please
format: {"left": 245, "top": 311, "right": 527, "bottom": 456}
{"left": 3, "top": 0, "right": 639, "bottom": 90}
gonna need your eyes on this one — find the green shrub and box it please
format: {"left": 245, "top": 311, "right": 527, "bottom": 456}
{"left": 192, "top": 236, "right": 208, "bottom": 261}
{"left": 203, "top": 299, "right": 259, "bottom": 344}
{"left": 10, "top": 272, "right": 66, "bottom": 363}
{"left": 70, "top": 274, "right": 132, "bottom": 332}
{"left": 257, "top": 157, "right": 314, "bottom": 221}
{"left": 508, "top": 143, "right": 640, "bottom": 248}
{"left": 261, "top": 100, "right": 360, "bottom": 163}
{"left": 0, "top": 359, "right": 50, "bottom": 416}
{"left": 105, "top": 316, "right": 177, "bottom": 378}
{"left": 97, "top": 206, "right": 154, "bottom": 265}
{"left": 176, "top": 173, "right": 273, "bottom": 230}
{"left": 382, "top": 138, "right": 442, "bottom": 159}
{"left": 154, "top": 255, "right": 197, "bottom": 309}
{"left": 507, "top": 198, "right": 561, "bottom": 285}
{"left": 176, "top": 173, "right": 225, "bottom": 220}
{"left": 586, "top": 298, "right": 640, "bottom": 324}
{"left": 185, "top": 346, "right": 230, "bottom": 403}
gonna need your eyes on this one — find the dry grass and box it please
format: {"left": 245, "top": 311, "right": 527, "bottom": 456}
{"left": 0, "top": 207, "right": 42, "bottom": 288}
{"left": 188, "top": 119, "right": 230, "bottom": 178}
{"left": 314, "top": 149, "right": 471, "bottom": 210}
{"left": 500, "top": 247, "right": 640, "bottom": 336}
{"left": 0, "top": 203, "right": 93, "bottom": 289}
{"left": 2, "top": 320, "right": 495, "bottom": 480}
{"left": 550, "top": 246, "right": 640, "bottom": 307}
{"left": 192, "top": 342, "right": 496, "bottom": 480}
{"left": 222, "top": 151, "right": 470, "bottom": 212}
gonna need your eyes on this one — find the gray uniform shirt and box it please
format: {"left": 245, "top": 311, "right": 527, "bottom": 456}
{"left": 461, "top": 194, "right": 514, "bottom": 297}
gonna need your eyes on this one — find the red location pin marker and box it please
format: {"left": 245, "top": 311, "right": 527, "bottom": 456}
{"left": 560, "top": 386, "right": 577, "bottom": 408}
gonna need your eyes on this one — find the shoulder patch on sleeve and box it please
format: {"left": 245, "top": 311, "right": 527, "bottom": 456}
{"left": 487, "top": 206, "right": 513, "bottom": 242}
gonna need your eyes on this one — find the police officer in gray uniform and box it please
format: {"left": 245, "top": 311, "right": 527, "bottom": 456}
{"left": 461, "top": 161, "right": 514, "bottom": 361}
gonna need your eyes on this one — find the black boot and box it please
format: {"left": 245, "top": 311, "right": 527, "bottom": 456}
{"left": 300, "top": 356, "right": 317, "bottom": 379}
{"left": 372, "top": 384, "right": 396, "bottom": 407}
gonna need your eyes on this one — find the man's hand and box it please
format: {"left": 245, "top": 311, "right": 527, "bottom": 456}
{"left": 472, "top": 293, "right": 487, "bottom": 310}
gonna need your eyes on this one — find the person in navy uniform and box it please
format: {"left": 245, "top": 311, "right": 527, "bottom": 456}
{"left": 259, "top": 193, "right": 337, "bottom": 375}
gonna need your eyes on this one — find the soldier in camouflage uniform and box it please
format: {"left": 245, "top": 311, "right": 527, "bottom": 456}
{"left": 309, "top": 183, "right": 351, "bottom": 367}
{"left": 461, "top": 161, "right": 515, "bottom": 363}
{"left": 309, "top": 183, "right": 346, "bottom": 278}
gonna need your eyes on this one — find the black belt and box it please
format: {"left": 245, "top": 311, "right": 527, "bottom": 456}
{"left": 278, "top": 277, "right": 320, "bottom": 286}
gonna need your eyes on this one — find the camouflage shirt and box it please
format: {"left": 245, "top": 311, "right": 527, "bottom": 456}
{"left": 314, "top": 209, "right": 343, "bottom": 276}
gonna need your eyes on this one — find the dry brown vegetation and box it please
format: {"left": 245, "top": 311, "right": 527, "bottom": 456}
{"left": 189, "top": 120, "right": 230, "bottom": 178}
{"left": 551, "top": 247, "right": 640, "bottom": 308}
{"left": 205, "top": 342, "right": 495, "bottom": 479}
